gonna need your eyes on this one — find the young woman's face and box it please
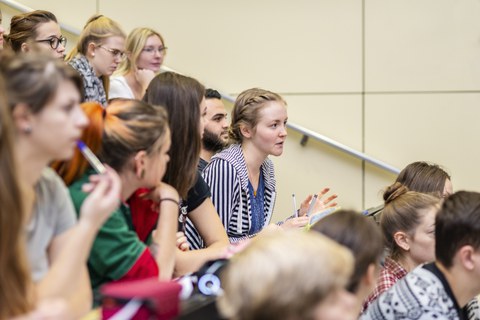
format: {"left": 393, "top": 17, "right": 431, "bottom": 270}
{"left": 28, "top": 81, "right": 88, "bottom": 161}
{"left": 91, "top": 36, "right": 125, "bottom": 76}
{"left": 33, "top": 21, "right": 66, "bottom": 59}
{"left": 408, "top": 206, "right": 437, "bottom": 266}
{"left": 144, "top": 128, "right": 171, "bottom": 187}
{"left": 248, "top": 101, "right": 288, "bottom": 157}
{"left": 136, "top": 35, "right": 165, "bottom": 72}
{"left": 312, "top": 288, "right": 358, "bottom": 320}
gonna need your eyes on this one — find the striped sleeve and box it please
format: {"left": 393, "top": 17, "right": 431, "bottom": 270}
{"left": 203, "top": 158, "right": 240, "bottom": 242}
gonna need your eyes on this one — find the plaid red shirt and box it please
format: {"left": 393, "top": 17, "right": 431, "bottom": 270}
{"left": 362, "top": 257, "right": 408, "bottom": 312}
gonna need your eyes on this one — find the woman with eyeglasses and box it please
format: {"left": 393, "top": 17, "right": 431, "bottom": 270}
{"left": 110, "top": 27, "right": 167, "bottom": 100}
{"left": 67, "top": 15, "right": 126, "bottom": 107}
{"left": 5, "top": 10, "right": 66, "bottom": 59}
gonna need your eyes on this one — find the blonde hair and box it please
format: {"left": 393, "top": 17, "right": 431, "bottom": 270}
{"left": 66, "top": 15, "right": 125, "bottom": 95}
{"left": 229, "top": 88, "right": 286, "bottom": 144}
{"left": 115, "top": 27, "right": 165, "bottom": 76}
{"left": 218, "top": 230, "right": 353, "bottom": 320}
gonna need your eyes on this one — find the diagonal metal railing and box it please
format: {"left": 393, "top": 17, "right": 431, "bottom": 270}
{"left": 0, "top": 0, "right": 400, "bottom": 175}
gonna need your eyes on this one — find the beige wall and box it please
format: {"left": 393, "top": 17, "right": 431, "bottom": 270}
{"left": 3, "top": 0, "right": 480, "bottom": 221}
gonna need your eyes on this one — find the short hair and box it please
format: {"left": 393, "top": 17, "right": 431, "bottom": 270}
{"left": 436, "top": 191, "right": 480, "bottom": 268}
{"left": 381, "top": 182, "right": 441, "bottom": 260}
{"left": 396, "top": 161, "right": 451, "bottom": 195}
{"left": 5, "top": 10, "right": 57, "bottom": 52}
{"left": 218, "top": 230, "right": 353, "bottom": 320}
{"left": 115, "top": 27, "right": 165, "bottom": 76}
{"left": 0, "top": 51, "right": 83, "bottom": 114}
{"left": 311, "top": 210, "right": 384, "bottom": 293}
{"left": 205, "top": 88, "right": 221, "bottom": 100}
{"left": 229, "top": 88, "right": 286, "bottom": 144}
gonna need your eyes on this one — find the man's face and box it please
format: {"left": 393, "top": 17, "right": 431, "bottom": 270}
{"left": 203, "top": 98, "right": 228, "bottom": 152}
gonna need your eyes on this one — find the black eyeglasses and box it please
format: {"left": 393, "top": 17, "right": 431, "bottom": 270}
{"left": 98, "top": 45, "right": 127, "bottom": 60}
{"left": 35, "top": 36, "right": 67, "bottom": 50}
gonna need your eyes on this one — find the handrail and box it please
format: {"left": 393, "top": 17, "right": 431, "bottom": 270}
{"left": 0, "top": 0, "right": 400, "bottom": 175}
{"left": 215, "top": 92, "right": 399, "bottom": 174}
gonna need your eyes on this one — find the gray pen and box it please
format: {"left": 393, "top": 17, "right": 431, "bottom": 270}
{"left": 305, "top": 194, "right": 318, "bottom": 217}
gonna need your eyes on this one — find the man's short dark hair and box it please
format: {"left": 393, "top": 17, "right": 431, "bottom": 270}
{"left": 205, "top": 88, "right": 221, "bottom": 100}
{"left": 436, "top": 191, "right": 480, "bottom": 268}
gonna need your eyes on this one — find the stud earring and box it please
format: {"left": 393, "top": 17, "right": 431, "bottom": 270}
{"left": 23, "top": 126, "right": 32, "bottom": 134}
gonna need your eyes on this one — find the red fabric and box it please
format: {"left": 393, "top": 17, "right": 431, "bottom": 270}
{"left": 118, "top": 248, "right": 159, "bottom": 281}
{"left": 362, "top": 257, "right": 408, "bottom": 312}
{"left": 128, "top": 188, "right": 160, "bottom": 242}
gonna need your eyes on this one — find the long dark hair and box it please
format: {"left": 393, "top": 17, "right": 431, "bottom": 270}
{"left": 144, "top": 72, "right": 205, "bottom": 198}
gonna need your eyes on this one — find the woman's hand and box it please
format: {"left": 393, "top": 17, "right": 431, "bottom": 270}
{"left": 79, "top": 166, "right": 122, "bottom": 229}
{"left": 280, "top": 216, "right": 309, "bottom": 230}
{"left": 299, "top": 187, "right": 338, "bottom": 217}
{"left": 150, "top": 182, "right": 180, "bottom": 204}
{"left": 135, "top": 68, "right": 156, "bottom": 91}
{"left": 176, "top": 231, "right": 189, "bottom": 251}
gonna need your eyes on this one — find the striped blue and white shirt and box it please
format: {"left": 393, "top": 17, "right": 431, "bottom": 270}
{"left": 203, "top": 144, "right": 276, "bottom": 243}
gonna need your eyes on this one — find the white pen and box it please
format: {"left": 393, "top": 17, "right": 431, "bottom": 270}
{"left": 76, "top": 140, "right": 107, "bottom": 174}
{"left": 305, "top": 194, "right": 318, "bottom": 217}
{"left": 292, "top": 194, "right": 297, "bottom": 218}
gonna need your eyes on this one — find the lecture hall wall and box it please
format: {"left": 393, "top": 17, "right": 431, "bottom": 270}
{"left": 3, "top": 0, "right": 480, "bottom": 221}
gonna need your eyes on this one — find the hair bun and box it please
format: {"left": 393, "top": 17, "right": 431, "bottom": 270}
{"left": 383, "top": 182, "right": 409, "bottom": 204}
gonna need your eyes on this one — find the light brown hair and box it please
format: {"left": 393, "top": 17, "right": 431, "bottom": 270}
{"left": 218, "top": 230, "right": 353, "bottom": 320}
{"left": 381, "top": 182, "right": 441, "bottom": 260}
{"left": 5, "top": 10, "right": 58, "bottom": 52}
{"left": 229, "top": 88, "right": 286, "bottom": 144}
{"left": 311, "top": 210, "right": 384, "bottom": 293}
{"left": 0, "top": 73, "right": 33, "bottom": 319}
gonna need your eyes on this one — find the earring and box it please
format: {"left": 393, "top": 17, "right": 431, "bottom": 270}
{"left": 23, "top": 126, "right": 32, "bottom": 134}
{"left": 140, "top": 168, "right": 145, "bottom": 179}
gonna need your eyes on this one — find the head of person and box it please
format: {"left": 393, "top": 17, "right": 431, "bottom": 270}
{"left": 435, "top": 191, "right": 480, "bottom": 273}
{"left": 381, "top": 182, "right": 441, "bottom": 268}
{"left": 230, "top": 88, "right": 288, "bottom": 157}
{"left": 0, "top": 73, "right": 34, "bottom": 320}
{"left": 202, "top": 88, "right": 228, "bottom": 153}
{"left": 116, "top": 27, "right": 166, "bottom": 75}
{"left": 67, "top": 15, "right": 126, "bottom": 78}
{"left": 53, "top": 100, "right": 170, "bottom": 189}
{"left": 218, "top": 230, "right": 357, "bottom": 320}
{"left": 0, "top": 9, "right": 6, "bottom": 49}
{"left": 5, "top": 10, "right": 66, "bottom": 59}
{"left": 311, "top": 210, "right": 384, "bottom": 304}
{"left": 396, "top": 161, "right": 452, "bottom": 198}
{"left": 0, "top": 51, "right": 87, "bottom": 162}
{"left": 144, "top": 72, "right": 205, "bottom": 199}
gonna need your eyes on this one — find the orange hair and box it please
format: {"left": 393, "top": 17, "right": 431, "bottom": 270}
{"left": 51, "top": 102, "right": 103, "bottom": 186}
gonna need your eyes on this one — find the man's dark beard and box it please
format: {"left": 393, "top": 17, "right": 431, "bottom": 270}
{"left": 202, "top": 128, "right": 227, "bottom": 153}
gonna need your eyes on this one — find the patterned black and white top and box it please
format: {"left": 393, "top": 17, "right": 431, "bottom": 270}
{"left": 203, "top": 144, "right": 276, "bottom": 243}
{"left": 69, "top": 54, "right": 107, "bottom": 107}
{"left": 361, "top": 262, "right": 480, "bottom": 320}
